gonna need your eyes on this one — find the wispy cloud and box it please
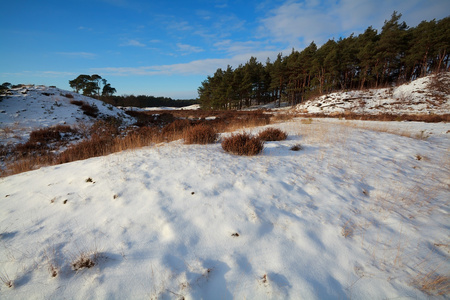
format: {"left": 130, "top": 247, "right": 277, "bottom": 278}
{"left": 56, "top": 52, "right": 96, "bottom": 59}
{"left": 1, "top": 70, "right": 76, "bottom": 78}
{"left": 120, "top": 39, "right": 146, "bottom": 47}
{"left": 176, "top": 43, "right": 204, "bottom": 55}
{"left": 91, "top": 50, "right": 282, "bottom": 77}
{"left": 214, "top": 40, "right": 271, "bottom": 56}
{"left": 78, "top": 26, "right": 93, "bottom": 31}
{"left": 168, "top": 21, "right": 193, "bottom": 31}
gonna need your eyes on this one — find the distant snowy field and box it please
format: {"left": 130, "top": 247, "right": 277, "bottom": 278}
{"left": 1, "top": 118, "right": 449, "bottom": 299}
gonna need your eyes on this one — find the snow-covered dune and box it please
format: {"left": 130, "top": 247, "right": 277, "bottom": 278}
{"left": 0, "top": 118, "right": 448, "bottom": 299}
{"left": 294, "top": 73, "right": 450, "bottom": 115}
{"left": 0, "top": 85, "right": 134, "bottom": 146}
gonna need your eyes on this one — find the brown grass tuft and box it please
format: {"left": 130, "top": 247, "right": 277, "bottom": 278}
{"left": 290, "top": 144, "right": 303, "bottom": 151}
{"left": 70, "top": 100, "right": 84, "bottom": 106}
{"left": 183, "top": 124, "right": 218, "bottom": 144}
{"left": 72, "top": 253, "right": 96, "bottom": 271}
{"left": 81, "top": 103, "right": 99, "bottom": 118}
{"left": 413, "top": 271, "right": 450, "bottom": 296}
{"left": 257, "top": 127, "right": 288, "bottom": 141}
{"left": 221, "top": 133, "right": 264, "bottom": 156}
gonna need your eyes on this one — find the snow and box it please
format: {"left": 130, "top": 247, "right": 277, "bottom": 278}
{"left": 1, "top": 118, "right": 449, "bottom": 299}
{"left": 0, "top": 85, "right": 134, "bottom": 146}
{"left": 294, "top": 74, "right": 450, "bottom": 115}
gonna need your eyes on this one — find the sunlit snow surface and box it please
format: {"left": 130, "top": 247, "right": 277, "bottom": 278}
{"left": 1, "top": 118, "right": 449, "bottom": 299}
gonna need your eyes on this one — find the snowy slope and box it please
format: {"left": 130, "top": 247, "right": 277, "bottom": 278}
{"left": 0, "top": 85, "right": 134, "bottom": 146}
{"left": 0, "top": 118, "right": 449, "bottom": 299}
{"left": 295, "top": 73, "right": 450, "bottom": 115}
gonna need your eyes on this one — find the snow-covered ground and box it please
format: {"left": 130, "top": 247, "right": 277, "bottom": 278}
{"left": 0, "top": 85, "right": 133, "bottom": 146}
{"left": 1, "top": 118, "right": 449, "bottom": 299}
{"left": 294, "top": 73, "right": 450, "bottom": 115}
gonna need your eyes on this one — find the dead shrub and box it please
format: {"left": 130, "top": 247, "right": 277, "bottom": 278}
{"left": 72, "top": 252, "right": 97, "bottom": 271}
{"left": 257, "top": 128, "right": 287, "bottom": 141}
{"left": 81, "top": 103, "right": 99, "bottom": 117}
{"left": 70, "top": 100, "right": 84, "bottom": 106}
{"left": 162, "top": 119, "right": 193, "bottom": 134}
{"left": 13, "top": 125, "right": 78, "bottom": 159}
{"left": 113, "top": 126, "right": 160, "bottom": 151}
{"left": 184, "top": 124, "right": 218, "bottom": 144}
{"left": 221, "top": 133, "right": 264, "bottom": 156}
{"left": 290, "top": 144, "right": 303, "bottom": 151}
{"left": 69, "top": 100, "right": 99, "bottom": 117}
{"left": 29, "top": 125, "right": 75, "bottom": 144}
{"left": 62, "top": 93, "right": 74, "bottom": 98}
{"left": 57, "top": 135, "right": 112, "bottom": 164}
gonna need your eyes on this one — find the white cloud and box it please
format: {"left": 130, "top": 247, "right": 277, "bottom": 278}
{"left": 120, "top": 39, "right": 146, "bottom": 47}
{"left": 260, "top": 0, "right": 450, "bottom": 49}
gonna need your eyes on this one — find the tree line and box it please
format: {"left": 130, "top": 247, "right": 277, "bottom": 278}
{"left": 198, "top": 12, "right": 450, "bottom": 110}
{"left": 99, "top": 95, "right": 198, "bottom": 108}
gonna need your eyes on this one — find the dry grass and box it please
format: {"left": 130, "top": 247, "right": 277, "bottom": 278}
{"left": 183, "top": 124, "right": 218, "bottom": 144}
{"left": 300, "top": 118, "right": 313, "bottom": 124}
{"left": 290, "top": 144, "right": 303, "bottom": 151}
{"left": 413, "top": 270, "right": 450, "bottom": 296}
{"left": 70, "top": 100, "right": 99, "bottom": 117}
{"left": 72, "top": 253, "right": 96, "bottom": 271}
{"left": 0, "top": 272, "right": 14, "bottom": 289}
{"left": 221, "top": 133, "right": 264, "bottom": 156}
{"left": 297, "top": 112, "right": 450, "bottom": 123}
{"left": 257, "top": 128, "right": 288, "bottom": 141}
{"left": 338, "top": 121, "right": 430, "bottom": 140}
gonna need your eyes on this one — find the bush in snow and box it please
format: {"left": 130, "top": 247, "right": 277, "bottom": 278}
{"left": 183, "top": 124, "right": 218, "bottom": 144}
{"left": 81, "top": 103, "right": 99, "bottom": 118}
{"left": 257, "top": 128, "right": 287, "bottom": 141}
{"left": 221, "top": 133, "right": 264, "bottom": 156}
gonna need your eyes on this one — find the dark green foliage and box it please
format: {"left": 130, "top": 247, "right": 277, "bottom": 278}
{"left": 100, "top": 95, "right": 198, "bottom": 108}
{"left": 69, "top": 75, "right": 116, "bottom": 97}
{"left": 198, "top": 12, "right": 450, "bottom": 110}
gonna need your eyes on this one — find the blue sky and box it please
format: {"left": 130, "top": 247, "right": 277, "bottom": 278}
{"left": 1, "top": 0, "right": 449, "bottom": 99}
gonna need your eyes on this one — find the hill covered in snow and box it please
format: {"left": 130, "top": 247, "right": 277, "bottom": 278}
{"left": 0, "top": 85, "right": 134, "bottom": 146}
{"left": 294, "top": 73, "right": 450, "bottom": 115}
